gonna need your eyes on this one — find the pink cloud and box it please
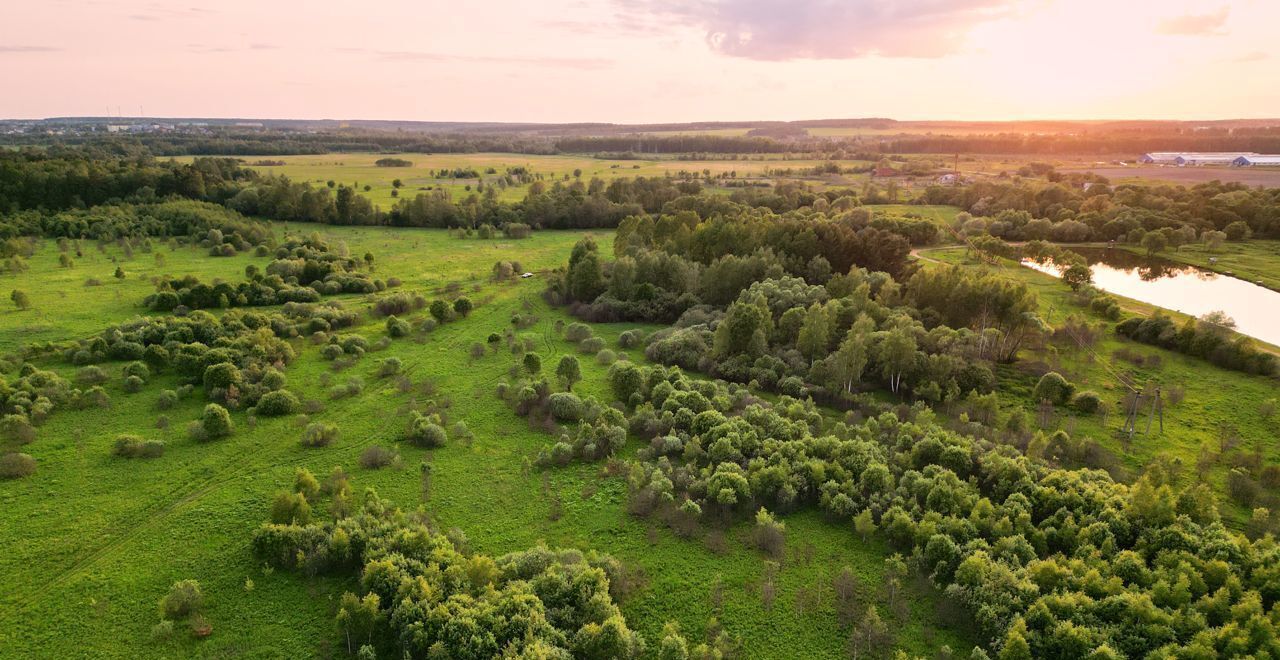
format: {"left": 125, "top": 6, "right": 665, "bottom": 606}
{"left": 1157, "top": 7, "right": 1229, "bottom": 36}
{"left": 619, "top": 0, "right": 1017, "bottom": 60}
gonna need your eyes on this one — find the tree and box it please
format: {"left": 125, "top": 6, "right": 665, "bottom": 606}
{"left": 336, "top": 591, "right": 381, "bottom": 654}
{"left": 875, "top": 328, "right": 916, "bottom": 394}
{"left": 848, "top": 605, "right": 890, "bottom": 659}
{"left": 453, "top": 297, "right": 473, "bottom": 317}
{"left": 9, "top": 289, "right": 30, "bottom": 310}
{"left": 796, "top": 303, "right": 830, "bottom": 360}
{"left": 1141, "top": 231, "right": 1168, "bottom": 256}
{"left": 829, "top": 315, "right": 874, "bottom": 394}
{"left": 853, "top": 509, "right": 876, "bottom": 542}
{"left": 557, "top": 355, "right": 581, "bottom": 392}
{"left": 1061, "top": 263, "right": 1092, "bottom": 291}
{"left": 523, "top": 352, "right": 542, "bottom": 376}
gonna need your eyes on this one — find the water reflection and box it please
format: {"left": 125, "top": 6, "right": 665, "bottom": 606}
{"left": 1022, "top": 247, "right": 1280, "bottom": 347}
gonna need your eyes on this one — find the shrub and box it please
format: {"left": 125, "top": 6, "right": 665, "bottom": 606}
{"left": 76, "top": 365, "right": 108, "bottom": 385}
{"left": 0, "top": 452, "right": 36, "bottom": 479}
{"left": 618, "top": 329, "right": 645, "bottom": 349}
{"left": 156, "top": 389, "right": 179, "bottom": 410}
{"left": 377, "top": 357, "right": 402, "bottom": 378}
{"left": 159, "top": 580, "right": 203, "bottom": 621}
{"left": 548, "top": 392, "right": 586, "bottom": 422}
{"left": 300, "top": 422, "right": 338, "bottom": 448}
{"left": 359, "top": 445, "right": 400, "bottom": 469}
{"left": 385, "top": 315, "right": 411, "bottom": 338}
{"left": 596, "top": 349, "right": 618, "bottom": 365}
{"left": 123, "top": 361, "right": 150, "bottom": 381}
{"left": 113, "top": 434, "right": 164, "bottom": 458}
{"left": 579, "top": 337, "right": 606, "bottom": 354}
{"left": 1032, "top": 371, "right": 1075, "bottom": 405}
{"left": 329, "top": 377, "right": 364, "bottom": 399}
{"left": 407, "top": 413, "right": 447, "bottom": 448}
{"left": 194, "top": 403, "right": 234, "bottom": 442}
{"left": 123, "top": 375, "right": 145, "bottom": 393}
{"left": 565, "top": 323, "right": 593, "bottom": 343}
{"left": 321, "top": 344, "right": 345, "bottom": 360}
{"left": 256, "top": 390, "right": 300, "bottom": 416}
{"left": 1071, "top": 390, "right": 1103, "bottom": 413}
{"left": 429, "top": 300, "right": 450, "bottom": 323}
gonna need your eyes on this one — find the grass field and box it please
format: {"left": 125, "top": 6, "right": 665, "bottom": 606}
{"left": 179, "top": 153, "right": 893, "bottom": 209}
{"left": 1128, "top": 240, "right": 1280, "bottom": 292}
{"left": 0, "top": 227, "right": 973, "bottom": 658}
{"left": 926, "top": 246, "right": 1280, "bottom": 523}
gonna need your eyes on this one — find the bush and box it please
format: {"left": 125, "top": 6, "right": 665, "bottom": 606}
{"left": 359, "top": 445, "right": 400, "bottom": 469}
{"left": 565, "top": 323, "right": 593, "bottom": 343}
{"left": 1032, "top": 371, "right": 1075, "bottom": 405}
{"left": 0, "top": 452, "right": 36, "bottom": 479}
{"left": 329, "top": 377, "right": 364, "bottom": 399}
{"left": 113, "top": 434, "right": 165, "bottom": 458}
{"left": 407, "top": 413, "right": 447, "bottom": 448}
{"left": 579, "top": 337, "right": 606, "bottom": 354}
{"left": 300, "top": 422, "right": 338, "bottom": 448}
{"left": 256, "top": 390, "right": 300, "bottom": 416}
{"left": 123, "top": 361, "right": 150, "bottom": 381}
{"left": 1071, "top": 390, "right": 1103, "bottom": 413}
{"left": 156, "top": 389, "right": 179, "bottom": 410}
{"left": 618, "top": 329, "right": 646, "bottom": 349}
{"left": 76, "top": 365, "right": 108, "bottom": 385}
{"left": 195, "top": 403, "right": 234, "bottom": 441}
{"left": 123, "top": 375, "right": 145, "bottom": 393}
{"left": 385, "top": 315, "right": 411, "bottom": 338}
{"left": 548, "top": 392, "right": 586, "bottom": 422}
{"left": 596, "top": 349, "right": 618, "bottom": 365}
{"left": 159, "top": 579, "right": 203, "bottom": 621}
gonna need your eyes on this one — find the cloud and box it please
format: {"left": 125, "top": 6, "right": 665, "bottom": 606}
{"left": 1232, "top": 51, "right": 1267, "bottom": 63}
{"left": 339, "top": 48, "right": 612, "bottom": 70}
{"left": 1156, "top": 7, "right": 1229, "bottom": 35}
{"left": 616, "top": 0, "right": 1017, "bottom": 60}
{"left": 0, "top": 45, "right": 61, "bottom": 53}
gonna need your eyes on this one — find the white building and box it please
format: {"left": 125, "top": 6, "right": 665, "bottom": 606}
{"left": 1175, "top": 153, "right": 1259, "bottom": 166}
{"left": 1139, "top": 152, "right": 1258, "bottom": 165}
{"left": 1232, "top": 155, "right": 1280, "bottom": 167}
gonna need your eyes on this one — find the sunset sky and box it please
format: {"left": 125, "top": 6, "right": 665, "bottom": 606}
{"left": 2, "top": 0, "right": 1276, "bottom": 122}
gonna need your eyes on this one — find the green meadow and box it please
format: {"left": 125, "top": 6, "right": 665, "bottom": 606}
{"left": 0, "top": 227, "right": 972, "bottom": 658}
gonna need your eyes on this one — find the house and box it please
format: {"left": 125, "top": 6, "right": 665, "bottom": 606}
{"left": 1232, "top": 155, "right": 1280, "bottom": 167}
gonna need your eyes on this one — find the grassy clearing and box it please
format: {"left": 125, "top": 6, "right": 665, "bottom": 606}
{"left": 1129, "top": 240, "right": 1280, "bottom": 292}
{"left": 0, "top": 242, "right": 271, "bottom": 354}
{"left": 178, "top": 153, "right": 890, "bottom": 208}
{"left": 0, "top": 228, "right": 972, "bottom": 657}
{"left": 927, "top": 247, "right": 1280, "bottom": 523}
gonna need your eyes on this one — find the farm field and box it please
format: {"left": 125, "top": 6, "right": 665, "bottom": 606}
{"left": 0, "top": 227, "right": 972, "bottom": 658}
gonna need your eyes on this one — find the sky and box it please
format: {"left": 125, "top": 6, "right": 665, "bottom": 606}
{"left": 1, "top": 0, "right": 1277, "bottom": 123}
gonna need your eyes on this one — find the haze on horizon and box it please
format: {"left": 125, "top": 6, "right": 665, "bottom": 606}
{"left": 2, "top": 0, "right": 1276, "bottom": 123}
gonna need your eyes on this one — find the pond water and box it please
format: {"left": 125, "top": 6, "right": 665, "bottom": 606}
{"left": 1021, "top": 247, "right": 1280, "bottom": 347}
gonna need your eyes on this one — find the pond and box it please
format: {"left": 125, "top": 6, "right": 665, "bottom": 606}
{"left": 1021, "top": 247, "right": 1280, "bottom": 347}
